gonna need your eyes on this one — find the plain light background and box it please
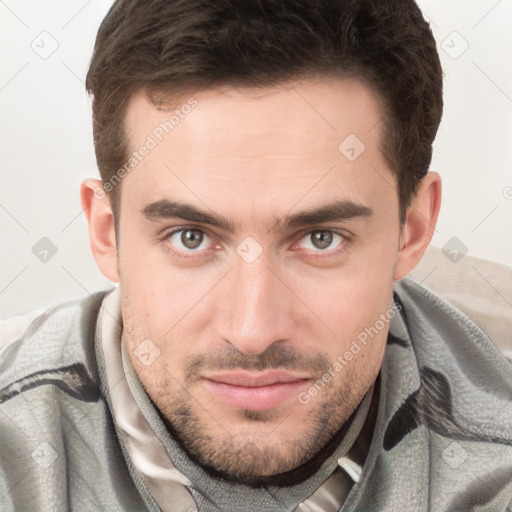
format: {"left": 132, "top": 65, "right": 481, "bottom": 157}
{"left": 0, "top": 0, "right": 511, "bottom": 318}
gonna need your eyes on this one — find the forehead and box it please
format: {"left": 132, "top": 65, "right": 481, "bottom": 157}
{"left": 120, "top": 77, "right": 396, "bottom": 226}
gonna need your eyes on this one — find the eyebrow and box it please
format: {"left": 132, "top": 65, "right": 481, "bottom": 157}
{"left": 141, "top": 198, "right": 374, "bottom": 233}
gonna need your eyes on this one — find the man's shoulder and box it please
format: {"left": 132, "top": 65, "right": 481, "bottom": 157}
{"left": 394, "top": 275, "right": 512, "bottom": 366}
{"left": 398, "top": 277, "right": 512, "bottom": 448}
{"left": 0, "top": 289, "right": 146, "bottom": 511}
{"left": 0, "top": 289, "right": 110, "bottom": 401}
{"left": 391, "top": 275, "right": 512, "bottom": 449}
{"left": 347, "top": 277, "right": 512, "bottom": 510}
{"left": 393, "top": 276, "right": 512, "bottom": 410}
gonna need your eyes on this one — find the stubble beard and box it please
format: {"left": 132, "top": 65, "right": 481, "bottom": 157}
{"left": 150, "top": 369, "right": 364, "bottom": 487}
{"left": 121, "top": 291, "right": 375, "bottom": 487}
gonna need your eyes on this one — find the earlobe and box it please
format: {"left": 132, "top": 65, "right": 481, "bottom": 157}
{"left": 393, "top": 172, "right": 442, "bottom": 281}
{"left": 80, "top": 179, "right": 120, "bottom": 283}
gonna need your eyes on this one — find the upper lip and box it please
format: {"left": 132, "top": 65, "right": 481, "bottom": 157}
{"left": 203, "top": 370, "right": 311, "bottom": 387}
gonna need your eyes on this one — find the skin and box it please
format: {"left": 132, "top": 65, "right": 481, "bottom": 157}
{"left": 81, "top": 77, "right": 441, "bottom": 485}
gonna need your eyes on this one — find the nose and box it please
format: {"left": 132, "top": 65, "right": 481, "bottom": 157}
{"left": 216, "top": 253, "right": 294, "bottom": 355}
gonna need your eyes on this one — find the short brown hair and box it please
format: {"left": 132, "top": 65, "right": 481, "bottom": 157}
{"left": 86, "top": 0, "right": 443, "bottom": 225}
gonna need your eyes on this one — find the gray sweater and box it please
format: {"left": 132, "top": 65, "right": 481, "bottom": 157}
{"left": 1, "top": 277, "right": 511, "bottom": 511}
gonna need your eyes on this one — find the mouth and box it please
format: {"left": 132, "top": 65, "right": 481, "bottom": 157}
{"left": 201, "top": 370, "right": 312, "bottom": 410}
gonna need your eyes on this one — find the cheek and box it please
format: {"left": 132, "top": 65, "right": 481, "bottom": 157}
{"left": 288, "top": 257, "right": 395, "bottom": 362}
{"left": 121, "top": 284, "right": 191, "bottom": 389}
{"left": 118, "top": 233, "right": 204, "bottom": 328}
{"left": 290, "top": 258, "right": 395, "bottom": 325}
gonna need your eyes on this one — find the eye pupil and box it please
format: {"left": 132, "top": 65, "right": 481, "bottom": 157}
{"left": 181, "top": 229, "right": 203, "bottom": 249}
{"left": 311, "top": 230, "right": 333, "bottom": 249}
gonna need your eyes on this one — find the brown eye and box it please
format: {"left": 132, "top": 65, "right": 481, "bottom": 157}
{"left": 180, "top": 229, "right": 204, "bottom": 249}
{"left": 310, "top": 230, "right": 334, "bottom": 249}
{"left": 167, "top": 228, "right": 209, "bottom": 252}
{"left": 296, "top": 230, "right": 345, "bottom": 253}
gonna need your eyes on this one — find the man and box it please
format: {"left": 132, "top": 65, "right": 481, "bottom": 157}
{"left": 1, "top": 0, "right": 511, "bottom": 510}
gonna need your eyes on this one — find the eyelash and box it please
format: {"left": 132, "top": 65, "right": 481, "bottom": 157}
{"left": 161, "top": 228, "right": 216, "bottom": 260}
{"left": 161, "top": 227, "right": 350, "bottom": 261}
{"left": 288, "top": 229, "right": 349, "bottom": 261}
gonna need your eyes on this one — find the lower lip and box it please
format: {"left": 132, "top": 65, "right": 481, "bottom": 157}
{"left": 204, "top": 379, "right": 310, "bottom": 410}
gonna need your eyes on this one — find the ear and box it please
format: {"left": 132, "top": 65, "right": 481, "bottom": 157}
{"left": 394, "top": 172, "right": 442, "bottom": 280}
{"left": 80, "top": 179, "right": 120, "bottom": 283}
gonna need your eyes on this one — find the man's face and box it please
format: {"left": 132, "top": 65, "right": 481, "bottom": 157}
{"left": 118, "top": 78, "right": 400, "bottom": 483}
